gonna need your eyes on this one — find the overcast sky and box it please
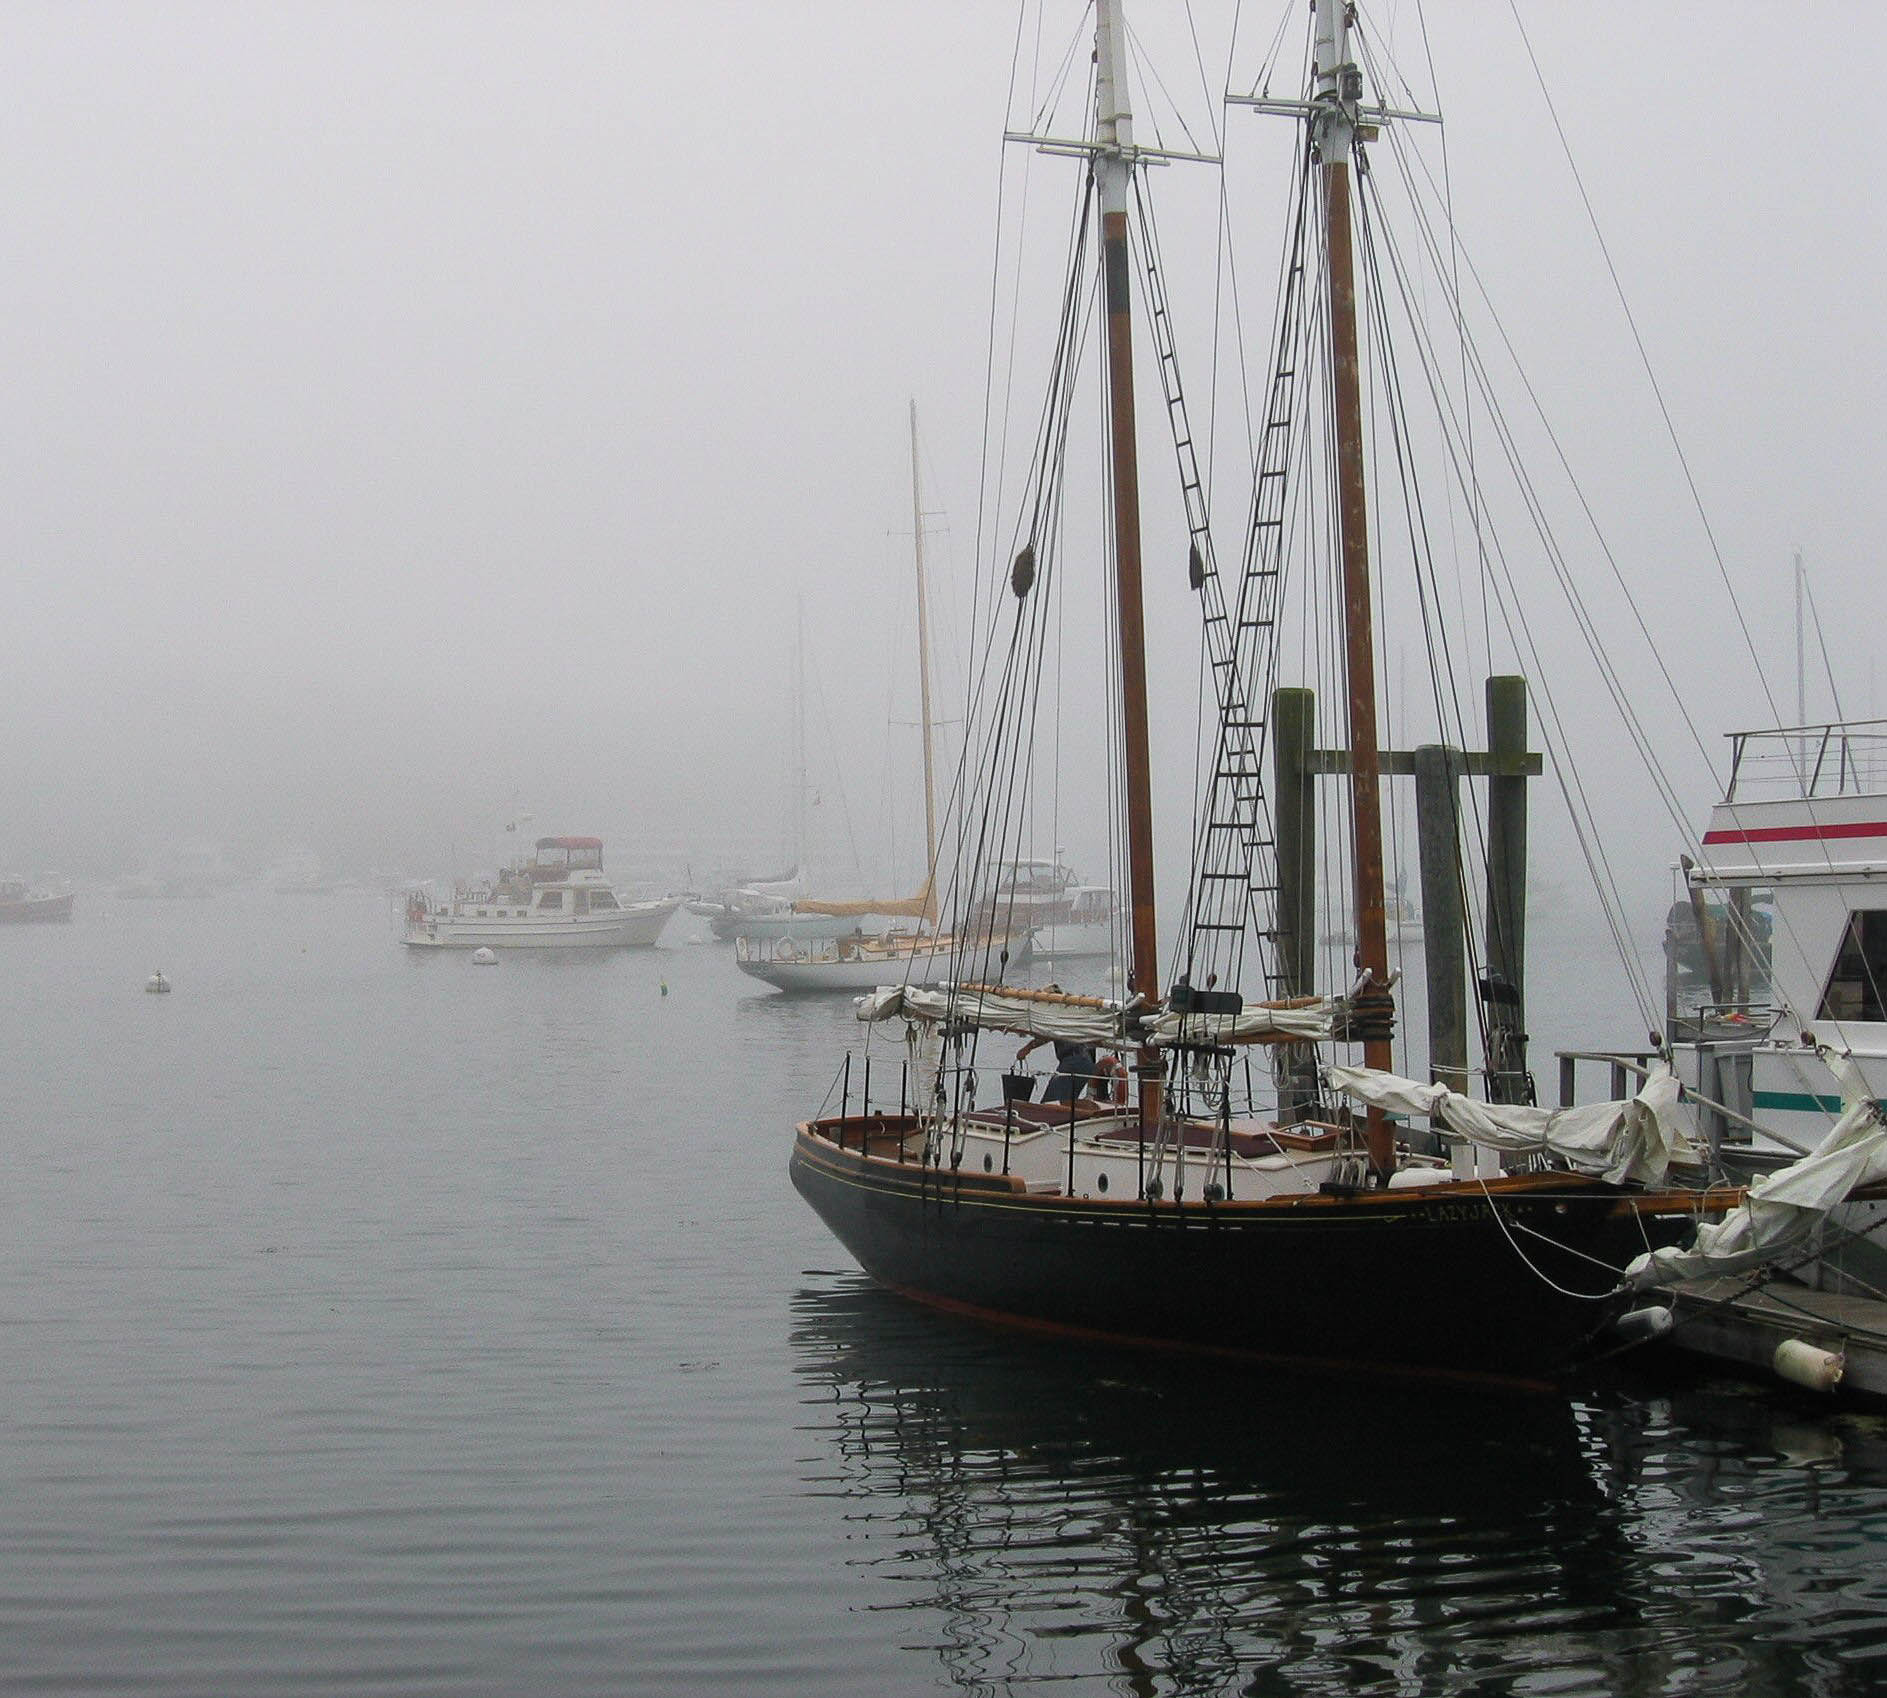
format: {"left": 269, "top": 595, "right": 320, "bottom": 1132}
{"left": 2, "top": 0, "right": 1880, "bottom": 962}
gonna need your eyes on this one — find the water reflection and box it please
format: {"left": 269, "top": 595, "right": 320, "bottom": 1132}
{"left": 791, "top": 1276, "right": 1887, "bottom": 1695}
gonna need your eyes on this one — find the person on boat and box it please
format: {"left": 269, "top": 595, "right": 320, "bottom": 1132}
{"left": 1015, "top": 1020, "right": 1101, "bottom": 1104}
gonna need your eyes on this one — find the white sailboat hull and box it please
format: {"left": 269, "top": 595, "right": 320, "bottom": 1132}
{"left": 735, "top": 934, "right": 959, "bottom": 991}
{"left": 405, "top": 896, "right": 682, "bottom": 950}
{"left": 1030, "top": 919, "right": 1115, "bottom": 960}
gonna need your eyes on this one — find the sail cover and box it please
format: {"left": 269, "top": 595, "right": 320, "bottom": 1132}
{"left": 1626, "top": 1049, "right": 1887, "bottom": 1287}
{"left": 796, "top": 878, "right": 936, "bottom": 922}
{"left": 856, "top": 982, "right": 1338, "bottom": 1045}
{"left": 1322, "top": 1063, "right": 1700, "bottom": 1187}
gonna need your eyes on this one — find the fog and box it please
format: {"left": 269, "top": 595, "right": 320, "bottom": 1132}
{"left": 3, "top": 1, "right": 1882, "bottom": 962}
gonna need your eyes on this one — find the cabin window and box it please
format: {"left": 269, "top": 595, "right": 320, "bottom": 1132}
{"left": 589, "top": 891, "right": 618, "bottom": 910}
{"left": 537, "top": 890, "right": 566, "bottom": 912}
{"left": 1819, "top": 911, "right": 1887, "bottom": 1022}
{"left": 572, "top": 891, "right": 590, "bottom": 914}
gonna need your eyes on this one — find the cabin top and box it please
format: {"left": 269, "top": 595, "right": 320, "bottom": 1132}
{"left": 993, "top": 859, "right": 1072, "bottom": 892}
{"left": 1698, "top": 723, "right": 1887, "bottom": 884}
{"left": 532, "top": 837, "right": 605, "bottom": 873}
{"left": 1723, "top": 722, "right": 1887, "bottom": 805}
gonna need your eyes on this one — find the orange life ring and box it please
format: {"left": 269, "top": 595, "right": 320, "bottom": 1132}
{"left": 774, "top": 937, "right": 800, "bottom": 962}
{"left": 1099, "top": 1055, "right": 1129, "bottom": 1106}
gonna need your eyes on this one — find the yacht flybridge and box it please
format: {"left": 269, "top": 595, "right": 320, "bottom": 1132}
{"left": 404, "top": 836, "right": 680, "bottom": 950}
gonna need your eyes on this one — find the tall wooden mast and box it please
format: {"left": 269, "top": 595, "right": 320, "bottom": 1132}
{"left": 1094, "top": 0, "right": 1159, "bottom": 1010}
{"left": 1314, "top": 0, "right": 1396, "bottom": 1176}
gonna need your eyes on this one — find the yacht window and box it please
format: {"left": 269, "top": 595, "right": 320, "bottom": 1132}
{"left": 537, "top": 890, "right": 566, "bottom": 912}
{"left": 588, "top": 890, "right": 619, "bottom": 910}
{"left": 1819, "top": 911, "right": 1887, "bottom": 1022}
{"left": 572, "top": 891, "right": 590, "bottom": 914}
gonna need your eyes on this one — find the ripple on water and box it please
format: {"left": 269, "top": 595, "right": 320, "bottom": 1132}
{"left": 5, "top": 905, "right": 1887, "bottom": 1694}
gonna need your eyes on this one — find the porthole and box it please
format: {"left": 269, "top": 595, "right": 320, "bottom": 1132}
{"left": 983, "top": 1153, "right": 992, "bottom": 1172}
{"left": 1096, "top": 1172, "right": 1109, "bottom": 1193}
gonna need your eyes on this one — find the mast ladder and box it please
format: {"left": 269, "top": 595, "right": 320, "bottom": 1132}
{"left": 1134, "top": 197, "right": 1304, "bottom": 989}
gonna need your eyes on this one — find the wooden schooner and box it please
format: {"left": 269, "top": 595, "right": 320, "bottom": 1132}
{"left": 787, "top": 0, "right": 1736, "bottom": 1385}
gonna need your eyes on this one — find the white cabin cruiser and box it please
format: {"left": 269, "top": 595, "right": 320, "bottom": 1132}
{"left": 973, "top": 857, "right": 1118, "bottom": 960}
{"left": 1670, "top": 722, "right": 1887, "bottom": 1288}
{"left": 404, "top": 836, "right": 680, "bottom": 950}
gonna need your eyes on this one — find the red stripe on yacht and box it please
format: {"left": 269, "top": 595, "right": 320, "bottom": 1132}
{"left": 1702, "top": 821, "right": 1887, "bottom": 845}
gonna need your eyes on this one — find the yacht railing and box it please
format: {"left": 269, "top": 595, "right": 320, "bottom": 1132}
{"left": 1725, "top": 719, "right": 1887, "bottom": 801}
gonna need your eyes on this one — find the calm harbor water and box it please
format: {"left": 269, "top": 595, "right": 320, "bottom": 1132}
{"left": 4, "top": 894, "right": 1886, "bottom": 1696}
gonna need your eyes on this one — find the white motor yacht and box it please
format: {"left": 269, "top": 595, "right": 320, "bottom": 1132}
{"left": 404, "top": 836, "right": 680, "bottom": 950}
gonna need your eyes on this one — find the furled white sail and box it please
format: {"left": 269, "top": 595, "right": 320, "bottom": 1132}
{"left": 855, "top": 982, "right": 1339, "bottom": 1047}
{"left": 1626, "top": 1049, "right": 1887, "bottom": 1287}
{"left": 1322, "top": 1063, "right": 1701, "bottom": 1187}
{"left": 1146, "top": 1001, "right": 1338, "bottom": 1046}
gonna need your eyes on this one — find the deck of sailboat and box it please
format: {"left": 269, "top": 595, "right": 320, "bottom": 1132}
{"left": 797, "top": 1112, "right": 1733, "bottom": 1213}
{"left": 960, "top": 1102, "right": 1342, "bottom": 1159}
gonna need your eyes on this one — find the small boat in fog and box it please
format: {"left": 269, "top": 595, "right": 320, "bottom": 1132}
{"left": 736, "top": 922, "right": 961, "bottom": 991}
{"left": 404, "top": 836, "right": 681, "bottom": 950}
{"left": 0, "top": 877, "right": 74, "bottom": 923}
{"left": 973, "top": 858, "right": 1117, "bottom": 961}
{"left": 689, "top": 866, "right": 808, "bottom": 939}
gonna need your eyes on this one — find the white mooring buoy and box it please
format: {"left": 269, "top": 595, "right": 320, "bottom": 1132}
{"left": 471, "top": 947, "right": 498, "bottom": 966}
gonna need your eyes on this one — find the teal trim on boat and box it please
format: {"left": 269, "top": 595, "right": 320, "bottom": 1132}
{"left": 1752, "top": 1089, "right": 1845, "bottom": 1114}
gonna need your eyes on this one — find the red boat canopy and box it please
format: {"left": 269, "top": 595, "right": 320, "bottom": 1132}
{"left": 536, "top": 836, "right": 604, "bottom": 851}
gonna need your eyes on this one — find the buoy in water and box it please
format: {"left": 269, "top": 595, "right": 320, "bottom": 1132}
{"left": 660, "top": 980, "right": 669, "bottom": 997}
{"left": 471, "top": 947, "right": 498, "bottom": 966}
{"left": 145, "top": 971, "right": 171, "bottom": 994}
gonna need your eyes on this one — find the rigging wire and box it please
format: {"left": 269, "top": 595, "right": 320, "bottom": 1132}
{"left": 1406, "top": 1, "right": 1492, "bottom": 692}
{"left": 937, "top": 143, "right": 1103, "bottom": 1012}
{"left": 1503, "top": 0, "right": 1784, "bottom": 733}
{"left": 1355, "top": 120, "right": 1711, "bottom": 1027}
{"left": 1343, "top": 28, "right": 1845, "bottom": 1045}
{"left": 1803, "top": 569, "right": 1849, "bottom": 722}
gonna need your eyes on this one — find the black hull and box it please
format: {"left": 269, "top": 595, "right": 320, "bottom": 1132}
{"left": 791, "top": 1119, "right": 1717, "bottom": 1387}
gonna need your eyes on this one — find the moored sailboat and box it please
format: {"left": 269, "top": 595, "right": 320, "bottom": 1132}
{"left": 787, "top": 0, "right": 1740, "bottom": 1384}
{"left": 737, "top": 402, "right": 977, "bottom": 993}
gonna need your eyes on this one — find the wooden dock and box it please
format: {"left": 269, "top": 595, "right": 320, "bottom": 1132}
{"left": 1649, "top": 1275, "right": 1887, "bottom": 1401}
